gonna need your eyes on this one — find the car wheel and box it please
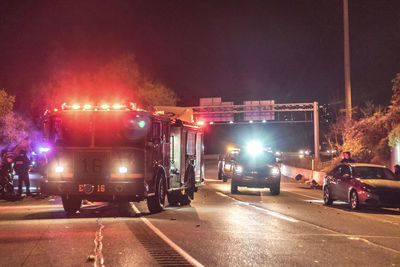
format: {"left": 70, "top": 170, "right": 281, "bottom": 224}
{"left": 270, "top": 183, "right": 280, "bottom": 195}
{"left": 231, "top": 181, "right": 238, "bottom": 194}
{"left": 147, "top": 174, "right": 167, "bottom": 213}
{"left": 350, "top": 190, "right": 360, "bottom": 210}
{"left": 323, "top": 186, "right": 333, "bottom": 205}
{"left": 62, "top": 196, "right": 82, "bottom": 214}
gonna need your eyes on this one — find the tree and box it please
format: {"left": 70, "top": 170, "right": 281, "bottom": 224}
{"left": 359, "top": 100, "right": 385, "bottom": 118}
{"left": 0, "top": 89, "right": 15, "bottom": 117}
{"left": 29, "top": 53, "right": 178, "bottom": 116}
{"left": 324, "top": 72, "right": 400, "bottom": 166}
{"left": 0, "top": 89, "right": 30, "bottom": 147}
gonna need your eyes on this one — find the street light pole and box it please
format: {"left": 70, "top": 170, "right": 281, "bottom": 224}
{"left": 343, "top": 0, "right": 352, "bottom": 120}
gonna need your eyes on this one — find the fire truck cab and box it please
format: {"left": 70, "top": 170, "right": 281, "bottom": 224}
{"left": 41, "top": 103, "right": 204, "bottom": 214}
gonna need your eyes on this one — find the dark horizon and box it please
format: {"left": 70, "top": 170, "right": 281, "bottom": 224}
{"left": 1, "top": 0, "right": 400, "bottom": 111}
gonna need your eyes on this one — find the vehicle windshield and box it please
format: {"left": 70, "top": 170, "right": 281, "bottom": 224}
{"left": 49, "top": 111, "right": 149, "bottom": 147}
{"left": 237, "top": 151, "right": 275, "bottom": 166}
{"left": 353, "top": 166, "right": 396, "bottom": 180}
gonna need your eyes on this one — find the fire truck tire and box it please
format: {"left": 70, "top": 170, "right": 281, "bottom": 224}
{"left": 62, "top": 196, "right": 82, "bottom": 214}
{"left": 218, "top": 170, "right": 223, "bottom": 180}
{"left": 147, "top": 174, "right": 166, "bottom": 213}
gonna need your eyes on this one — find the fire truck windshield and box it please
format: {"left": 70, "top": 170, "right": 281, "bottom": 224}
{"left": 49, "top": 111, "right": 149, "bottom": 147}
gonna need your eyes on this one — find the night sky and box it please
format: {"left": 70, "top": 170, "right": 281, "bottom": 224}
{"left": 1, "top": 0, "right": 400, "bottom": 109}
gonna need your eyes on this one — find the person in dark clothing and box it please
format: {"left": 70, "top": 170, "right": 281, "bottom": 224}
{"left": 0, "top": 149, "right": 13, "bottom": 182}
{"left": 14, "top": 149, "right": 31, "bottom": 196}
{"left": 340, "top": 151, "right": 355, "bottom": 163}
{"left": 0, "top": 149, "right": 15, "bottom": 199}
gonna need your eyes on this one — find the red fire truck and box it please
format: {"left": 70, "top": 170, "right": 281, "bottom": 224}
{"left": 41, "top": 103, "right": 204, "bottom": 214}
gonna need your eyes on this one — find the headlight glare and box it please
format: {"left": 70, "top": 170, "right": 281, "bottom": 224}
{"left": 235, "top": 165, "right": 243, "bottom": 174}
{"left": 55, "top": 166, "right": 64, "bottom": 173}
{"left": 119, "top": 166, "right": 128, "bottom": 174}
{"left": 271, "top": 167, "right": 280, "bottom": 176}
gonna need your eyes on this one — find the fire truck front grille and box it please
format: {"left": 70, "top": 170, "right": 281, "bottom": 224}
{"left": 74, "top": 152, "right": 111, "bottom": 180}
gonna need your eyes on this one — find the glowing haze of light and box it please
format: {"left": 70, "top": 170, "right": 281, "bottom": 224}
{"left": 246, "top": 141, "right": 263, "bottom": 155}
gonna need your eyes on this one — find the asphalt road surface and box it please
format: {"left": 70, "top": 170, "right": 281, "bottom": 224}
{"left": 1, "top": 160, "right": 400, "bottom": 266}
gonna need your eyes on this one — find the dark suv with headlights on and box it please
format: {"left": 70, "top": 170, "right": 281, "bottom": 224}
{"left": 230, "top": 151, "right": 281, "bottom": 195}
{"left": 323, "top": 163, "right": 400, "bottom": 210}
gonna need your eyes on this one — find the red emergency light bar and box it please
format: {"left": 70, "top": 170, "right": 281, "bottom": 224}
{"left": 58, "top": 102, "right": 138, "bottom": 111}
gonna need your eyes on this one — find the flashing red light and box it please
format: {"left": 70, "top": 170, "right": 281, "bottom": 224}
{"left": 209, "top": 122, "right": 214, "bottom": 125}
{"left": 112, "top": 104, "right": 122, "bottom": 109}
{"left": 101, "top": 104, "right": 110, "bottom": 109}
{"left": 84, "top": 104, "right": 92, "bottom": 109}
{"left": 196, "top": 121, "right": 205, "bottom": 126}
{"left": 72, "top": 104, "right": 80, "bottom": 109}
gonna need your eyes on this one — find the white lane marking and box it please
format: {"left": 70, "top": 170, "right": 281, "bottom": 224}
{"left": 215, "top": 191, "right": 298, "bottom": 223}
{"left": 213, "top": 186, "right": 400, "bottom": 255}
{"left": 131, "top": 204, "right": 205, "bottom": 267}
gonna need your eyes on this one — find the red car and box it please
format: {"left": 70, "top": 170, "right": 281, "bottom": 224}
{"left": 323, "top": 163, "right": 400, "bottom": 210}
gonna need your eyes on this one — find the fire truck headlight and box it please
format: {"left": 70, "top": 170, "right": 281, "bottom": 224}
{"left": 119, "top": 166, "right": 128, "bottom": 174}
{"left": 55, "top": 166, "right": 65, "bottom": 173}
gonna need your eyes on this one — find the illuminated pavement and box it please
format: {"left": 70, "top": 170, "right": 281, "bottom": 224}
{"left": 0, "top": 161, "right": 400, "bottom": 266}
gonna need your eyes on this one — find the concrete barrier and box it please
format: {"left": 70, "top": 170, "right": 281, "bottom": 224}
{"left": 281, "top": 164, "right": 326, "bottom": 187}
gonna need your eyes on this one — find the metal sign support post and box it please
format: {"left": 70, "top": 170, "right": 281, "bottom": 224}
{"left": 313, "top": 102, "right": 320, "bottom": 161}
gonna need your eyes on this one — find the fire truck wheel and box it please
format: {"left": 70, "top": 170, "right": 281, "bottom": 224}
{"left": 61, "top": 196, "right": 82, "bottom": 214}
{"left": 147, "top": 174, "right": 166, "bottom": 213}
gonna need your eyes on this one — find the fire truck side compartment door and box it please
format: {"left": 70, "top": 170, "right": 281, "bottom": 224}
{"left": 195, "top": 132, "right": 203, "bottom": 182}
{"left": 169, "top": 126, "right": 181, "bottom": 189}
{"left": 180, "top": 129, "right": 187, "bottom": 184}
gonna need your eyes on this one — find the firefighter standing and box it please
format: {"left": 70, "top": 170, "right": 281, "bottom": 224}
{"left": 14, "top": 149, "right": 31, "bottom": 196}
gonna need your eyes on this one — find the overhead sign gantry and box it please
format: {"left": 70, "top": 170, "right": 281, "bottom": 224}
{"left": 190, "top": 98, "right": 320, "bottom": 160}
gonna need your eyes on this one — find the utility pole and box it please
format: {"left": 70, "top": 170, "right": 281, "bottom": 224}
{"left": 313, "top": 102, "right": 320, "bottom": 161}
{"left": 343, "top": 0, "right": 352, "bottom": 120}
